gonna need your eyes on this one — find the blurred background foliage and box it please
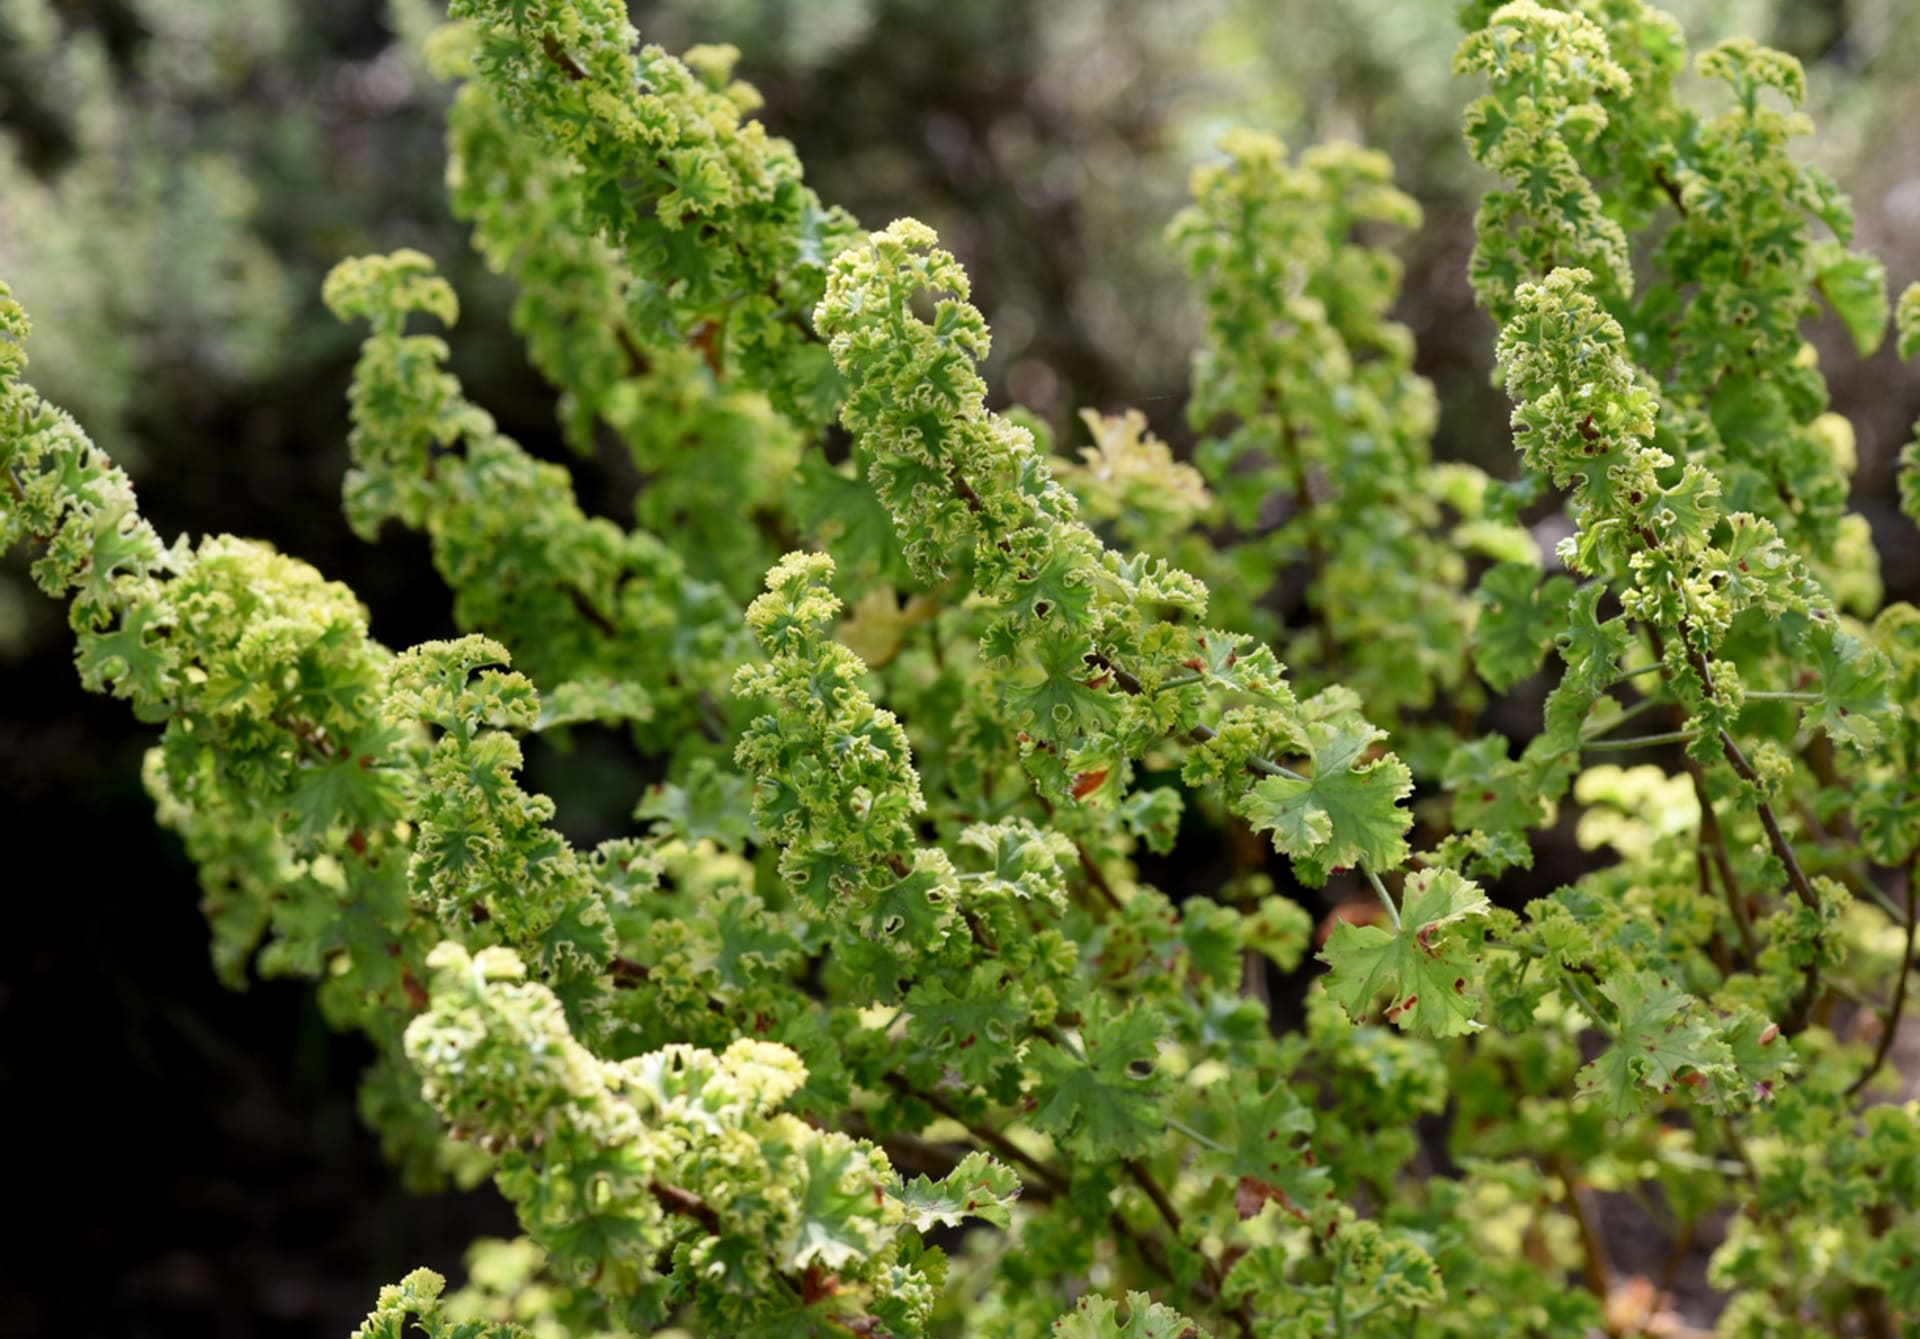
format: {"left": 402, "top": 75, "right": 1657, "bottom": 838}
{"left": 0, "top": 0, "right": 1915, "bottom": 1333}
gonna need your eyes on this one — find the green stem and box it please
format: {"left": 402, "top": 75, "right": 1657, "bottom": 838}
{"left": 1847, "top": 855, "right": 1917, "bottom": 1097}
{"left": 1482, "top": 936, "right": 1546, "bottom": 958}
{"left": 1332, "top": 1250, "right": 1349, "bottom": 1338}
{"left": 1151, "top": 671, "right": 1206, "bottom": 694}
{"left": 1187, "top": 723, "right": 1310, "bottom": 783}
{"left": 1164, "top": 1115, "right": 1230, "bottom": 1155}
{"left": 1578, "top": 693, "right": 1666, "bottom": 742}
{"left": 1558, "top": 970, "right": 1615, "bottom": 1038}
{"left": 1604, "top": 662, "right": 1668, "bottom": 687}
{"left": 1583, "top": 728, "right": 1698, "bottom": 752}
{"left": 1362, "top": 860, "right": 1401, "bottom": 932}
{"left": 1249, "top": 752, "right": 1310, "bottom": 783}
{"left": 1045, "top": 1024, "right": 1089, "bottom": 1064}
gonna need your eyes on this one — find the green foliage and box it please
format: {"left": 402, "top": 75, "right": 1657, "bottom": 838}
{"left": 0, "top": 0, "right": 291, "bottom": 463}
{"left": 1050, "top": 1292, "right": 1209, "bottom": 1339}
{"left": 1236, "top": 718, "right": 1414, "bottom": 883}
{"left": 1320, "top": 869, "right": 1490, "bottom": 1038}
{"left": 1901, "top": 283, "right": 1920, "bottom": 528}
{"left": 353, "top": 1268, "right": 527, "bottom": 1339}
{"left": 3, "top": 1, "right": 1918, "bottom": 1335}
{"left": 1168, "top": 131, "right": 1479, "bottom": 721}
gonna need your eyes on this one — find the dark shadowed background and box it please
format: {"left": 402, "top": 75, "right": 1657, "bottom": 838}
{"left": 1, "top": 0, "right": 1916, "bottom": 1333}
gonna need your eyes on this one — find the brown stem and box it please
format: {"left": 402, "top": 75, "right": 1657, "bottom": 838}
{"left": 1188, "top": 724, "right": 1295, "bottom": 781}
{"left": 1265, "top": 393, "right": 1341, "bottom": 679}
{"left": 1656, "top": 1218, "right": 1695, "bottom": 1297}
{"left": 1854, "top": 1204, "right": 1896, "bottom": 1339}
{"left": 614, "top": 323, "right": 652, "bottom": 377}
{"left": 1548, "top": 1153, "right": 1611, "bottom": 1305}
{"left": 1085, "top": 651, "right": 1145, "bottom": 697}
{"left": 650, "top": 1180, "right": 722, "bottom": 1235}
{"left": 1719, "top": 1116, "right": 1760, "bottom": 1189}
{"left": 882, "top": 1075, "right": 1068, "bottom": 1193}
{"left": 959, "top": 905, "right": 999, "bottom": 954}
{"left": 1228, "top": 817, "right": 1273, "bottom": 1007}
{"left": 950, "top": 467, "right": 985, "bottom": 515}
{"left": 887, "top": 1083, "right": 1247, "bottom": 1328}
{"left": 3, "top": 462, "right": 38, "bottom": 532}
{"left": 1126, "top": 1160, "right": 1186, "bottom": 1244}
{"left": 694, "top": 691, "right": 729, "bottom": 745}
{"left": 1714, "top": 717, "right": 1824, "bottom": 1032}
{"left": 1108, "top": 1208, "right": 1178, "bottom": 1287}
{"left": 841, "top": 1113, "right": 1057, "bottom": 1205}
{"left": 1847, "top": 856, "right": 1917, "bottom": 1098}
{"left": 1126, "top": 1160, "right": 1254, "bottom": 1338}
{"left": 561, "top": 583, "right": 620, "bottom": 638}
{"left": 1694, "top": 770, "right": 1758, "bottom": 962}
{"left": 610, "top": 955, "right": 651, "bottom": 985}
{"left": 1856, "top": 1284, "right": 1894, "bottom": 1339}
{"left": 1644, "top": 630, "right": 1758, "bottom": 964}
{"left": 1650, "top": 623, "right": 1823, "bottom": 1030}
{"left": 1803, "top": 732, "right": 1857, "bottom": 841}
{"left": 1653, "top": 165, "right": 1690, "bottom": 218}
{"left": 540, "top": 32, "right": 588, "bottom": 82}
{"left": 1031, "top": 788, "right": 1125, "bottom": 917}
{"left": 1075, "top": 842, "right": 1127, "bottom": 915}
{"left": 1717, "top": 729, "right": 1819, "bottom": 907}
{"left": 1492, "top": 1053, "right": 1613, "bottom": 1317}
{"left": 1675, "top": 635, "right": 1820, "bottom": 914}
{"left": 612, "top": 956, "right": 731, "bottom": 1019}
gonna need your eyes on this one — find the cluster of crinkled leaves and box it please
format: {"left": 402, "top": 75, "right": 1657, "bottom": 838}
{"left": 4, "top": 0, "right": 1919, "bottom": 1335}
